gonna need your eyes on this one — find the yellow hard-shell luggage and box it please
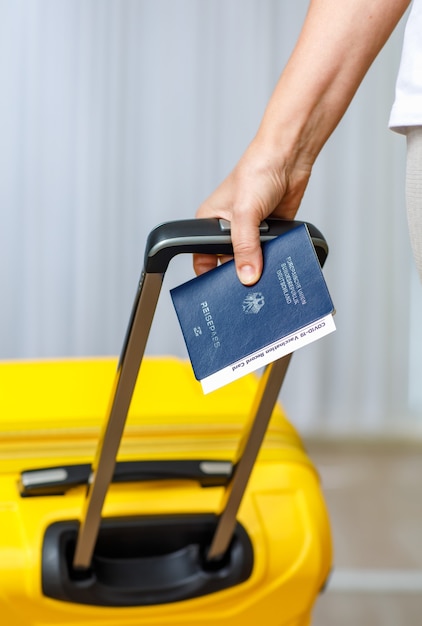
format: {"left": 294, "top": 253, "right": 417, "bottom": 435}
{"left": 0, "top": 219, "right": 333, "bottom": 625}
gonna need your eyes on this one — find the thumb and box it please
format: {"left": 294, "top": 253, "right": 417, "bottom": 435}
{"left": 230, "top": 216, "right": 263, "bottom": 286}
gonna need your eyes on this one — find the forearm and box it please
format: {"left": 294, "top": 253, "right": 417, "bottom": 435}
{"left": 257, "top": 0, "right": 411, "bottom": 163}
{"left": 195, "top": 0, "right": 411, "bottom": 284}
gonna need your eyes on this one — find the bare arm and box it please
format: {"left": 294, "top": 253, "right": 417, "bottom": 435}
{"left": 194, "top": 0, "right": 410, "bottom": 284}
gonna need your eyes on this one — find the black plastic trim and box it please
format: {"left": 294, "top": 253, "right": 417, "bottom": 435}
{"left": 42, "top": 515, "right": 254, "bottom": 606}
{"left": 144, "top": 218, "right": 328, "bottom": 273}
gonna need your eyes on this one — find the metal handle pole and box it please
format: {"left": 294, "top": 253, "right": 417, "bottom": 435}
{"left": 73, "top": 273, "right": 163, "bottom": 569}
{"left": 207, "top": 353, "right": 292, "bottom": 561}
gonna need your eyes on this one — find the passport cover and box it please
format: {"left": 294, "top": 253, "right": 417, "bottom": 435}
{"left": 170, "top": 224, "right": 335, "bottom": 393}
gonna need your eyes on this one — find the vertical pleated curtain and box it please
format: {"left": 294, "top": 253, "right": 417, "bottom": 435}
{"left": 0, "top": 0, "right": 419, "bottom": 436}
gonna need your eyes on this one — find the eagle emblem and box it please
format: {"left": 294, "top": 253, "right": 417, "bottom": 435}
{"left": 242, "top": 292, "right": 265, "bottom": 314}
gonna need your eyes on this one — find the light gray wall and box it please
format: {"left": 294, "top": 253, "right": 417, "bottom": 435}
{"left": 0, "top": 1, "right": 419, "bottom": 436}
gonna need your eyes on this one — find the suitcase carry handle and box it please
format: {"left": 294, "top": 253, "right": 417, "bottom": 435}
{"left": 21, "top": 460, "right": 233, "bottom": 496}
{"left": 72, "top": 218, "right": 329, "bottom": 571}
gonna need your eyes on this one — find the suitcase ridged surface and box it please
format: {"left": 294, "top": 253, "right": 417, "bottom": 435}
{"left": 0, "top": 357, "right": 332, "bottom": 625}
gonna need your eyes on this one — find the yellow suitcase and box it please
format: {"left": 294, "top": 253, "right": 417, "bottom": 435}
{"left": 0, "top": 219, "right": 333, "bottom": 625}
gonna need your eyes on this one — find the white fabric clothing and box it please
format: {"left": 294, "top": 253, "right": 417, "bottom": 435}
{"left": 389, "top": 0, "right": 422, "bottom": 134}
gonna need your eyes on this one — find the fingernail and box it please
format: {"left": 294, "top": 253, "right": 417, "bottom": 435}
{"left": 239, "top": 265, "right": 258, "bottom": 285}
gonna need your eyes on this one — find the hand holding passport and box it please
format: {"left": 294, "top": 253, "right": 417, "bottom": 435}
{"left": 171, "top": 224, "right": 335, "bottom": 394}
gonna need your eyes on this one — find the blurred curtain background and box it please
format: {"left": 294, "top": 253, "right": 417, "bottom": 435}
{"left": 0, "top": 0, "right": 420, "bottom": 437}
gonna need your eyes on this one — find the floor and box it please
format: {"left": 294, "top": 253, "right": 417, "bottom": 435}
{"left": 306, "top": 439, "right": 422, "bottom": 626}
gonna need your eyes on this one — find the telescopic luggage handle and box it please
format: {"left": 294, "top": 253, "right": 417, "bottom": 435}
{"left": 72, "top": 218, "right": 329, "bottom": 570}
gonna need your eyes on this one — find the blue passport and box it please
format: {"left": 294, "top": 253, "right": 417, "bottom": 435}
{"left": 170, "top": 224, "right": 335, "bottom": 393}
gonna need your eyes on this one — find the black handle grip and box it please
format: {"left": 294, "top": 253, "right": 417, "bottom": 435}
{"left": 144, "top": 218, "right": 328, "bottom": 273}
{"left": 20, "top": 460, "right": 233, "bottom": 496}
